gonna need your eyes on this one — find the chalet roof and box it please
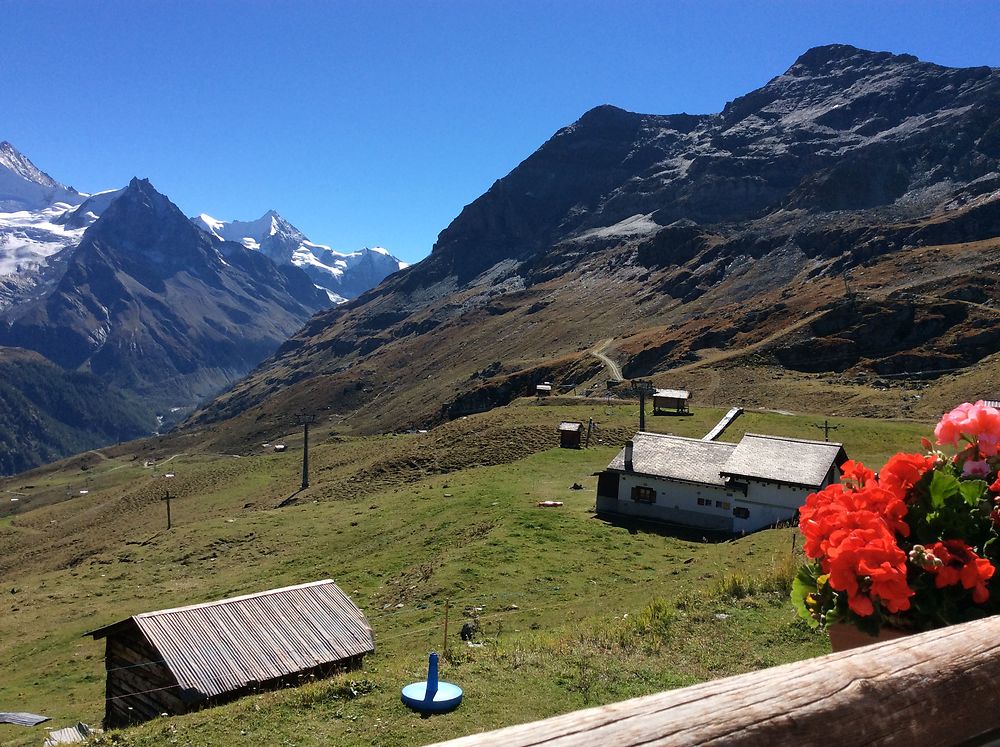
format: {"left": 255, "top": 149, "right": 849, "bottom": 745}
{"left": 720, "top": 433, "right": 846, "bottom": 488}
{"left": 559, "top": 422, "right": 582, "bottom": 432}
{"left": 653, "top": 388, "right": 690, "bottom": 400}
{"left": 606, "top": 432, "right": 846, "bottom": 489}
{"left": 89, "top": 580, "right": 374, "bottom": 700}
{"left": 607, "top": 432, "right": 736, "bottom": 486}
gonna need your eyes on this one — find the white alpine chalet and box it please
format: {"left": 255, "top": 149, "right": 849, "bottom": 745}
{"left": 192, "top": 211, "right": 407, "bottom": 304}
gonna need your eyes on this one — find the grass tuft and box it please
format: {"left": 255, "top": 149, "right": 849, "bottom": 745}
{"left": 714, "top": 551, "right": 800, "bottom": 600}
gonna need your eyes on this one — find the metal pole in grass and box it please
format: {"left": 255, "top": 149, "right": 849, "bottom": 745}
{"left": 161, "top": 472, "right": 175, "bottom": 530}
{"left": 295, "top": 412, "right": 317, "bottom": 489}
{"left": 631, "top": 380, "right": 654, "bottom": 432}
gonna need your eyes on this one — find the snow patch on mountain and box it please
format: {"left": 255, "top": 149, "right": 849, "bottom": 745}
{"left": 57, "top": 189, "right": 125, "bottom": 229}
{"left": 0, "top": 143, "right": 125, "bottom": 312}
{"left": 0, "top": 141, "right": 82, "bottom": 212}
{"left": 192, "top": 211, "right": 407, "bottom": 302}
{"left": 0, "top": 204, "right": 86, "bottom": 275}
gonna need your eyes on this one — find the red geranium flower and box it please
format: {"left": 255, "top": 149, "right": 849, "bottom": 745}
{"left": 841, "top": 459, "right": 875, "bottom": 487}
{"left": 824, "top": 519, "right": 913, "bottom": 616}
{"left": 878, "top": 452, "right": 937, "bottom": 501}
{"left": 924, "top": 540, "right": 995, "bottom": 604}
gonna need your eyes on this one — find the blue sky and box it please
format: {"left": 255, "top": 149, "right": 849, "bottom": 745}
{"left": 4, "top": 1, "right": 998, "bottom": 263}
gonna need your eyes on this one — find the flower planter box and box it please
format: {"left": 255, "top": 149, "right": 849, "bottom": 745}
{"left": 827, "top": 623, "right": 911, "bottom": 652}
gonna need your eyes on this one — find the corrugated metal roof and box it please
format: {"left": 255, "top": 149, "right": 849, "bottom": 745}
{"left": 0, "top": 712, "right": 49, "bottom": 726}
{"left": 607, "top": 432, "right": 736, "bottom": 486}
{"left": 720, "top": 433, "right": 845, "bottom": 488}
{"left": 44, "top": 723, "right": 97, "bottom": 746}
{"left": 91, "top": 580, "right": 374, "bottom": 700}
{"left": 653, "top": 389, "right": 690, "bottom": 400}
{"left": 559, "top": 422, "right": 582, "bottom": 431}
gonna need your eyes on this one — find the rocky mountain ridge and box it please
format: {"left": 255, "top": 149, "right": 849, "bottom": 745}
{"left": 0, "top": 178, "right": 328, "bottom": 415}
{"left": 0, "top": 141, "right": 411, "bottom": 474}
{"left": 192, "top": 211, "right": 406, "bottom": 303}
{"left": 191, "top": 44, "right": 1000, "bottom": 441}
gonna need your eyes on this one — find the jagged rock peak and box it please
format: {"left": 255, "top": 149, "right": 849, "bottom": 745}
{"left": 118, "top": 177, "right": 189, "bottom": 211}
{"left": 89, "top": 177, "right": 207, "bottom": 253}
{"left": 576, "top": 104, "right": 638, "bottom": 123}
{"left": 787, "top": 44, "right": 920, "bottom": 76}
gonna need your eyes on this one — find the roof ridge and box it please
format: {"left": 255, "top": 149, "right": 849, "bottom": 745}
{"left": 634, "top": 431, "right": 735, "bottom": 445}
{"left": 133, "top": 579, "right": 336, "bottom": 619}
{"left": 742, "top": 432, "right": 843, "bottom": 448}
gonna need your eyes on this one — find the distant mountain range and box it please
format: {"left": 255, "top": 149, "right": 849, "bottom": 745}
{"left": 191, "top": 44, "right": 1000, "bottom": 440}
{"left": 0, "top": 142, "right": 406, "bottom": 474}
{"left": 192, "top": 212, "right": 407, "bottom": 304}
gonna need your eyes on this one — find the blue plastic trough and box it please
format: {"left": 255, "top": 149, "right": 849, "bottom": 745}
{"left": 401, "top": 652, "right": 463, "bottom": 713}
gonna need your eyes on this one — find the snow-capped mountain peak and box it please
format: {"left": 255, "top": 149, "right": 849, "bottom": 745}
{"left": 0, "top": 141, "right": 66, "bottom": 190}
{"left": 0, "top": 141, "right": 83, "bottom": 212}
{"left": 192, "top": 212, "right": 407, "bottom": 303}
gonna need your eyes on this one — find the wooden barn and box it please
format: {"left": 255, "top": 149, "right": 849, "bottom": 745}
{"left": 88, "top": 580, "right": 374, "bottom": 727}
{"left": 653, "top": 388, "right": 690, "bottom": 414}
{"left": 558, "top": 421, "right": 583, "bottom": 448}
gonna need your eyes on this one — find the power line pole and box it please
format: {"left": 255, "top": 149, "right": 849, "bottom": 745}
{"left": 161, "top": 472, "right": 175, "bottom": 530}
{"left": 295, "top": 413, "right": 317, "bottom": 490}
{"left": 812, "top": 420, "right": 840, "bottom": 442}
{"left": 631, "top": 380, "right": 654, "bottom": 432}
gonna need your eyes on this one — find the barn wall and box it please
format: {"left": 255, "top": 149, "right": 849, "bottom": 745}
{"left": 104, "top": 631, "right": 186, "bottom": 727}
{"left": 653, "top": 397, "right": 687, "bottom": 413}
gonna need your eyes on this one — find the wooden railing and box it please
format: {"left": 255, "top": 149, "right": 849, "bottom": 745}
{"left": 428, "top": 616, "right": 1000, "bottom": 746}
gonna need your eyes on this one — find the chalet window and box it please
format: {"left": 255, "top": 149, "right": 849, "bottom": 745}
{"left": 729, "top": 481, "right": 749, "bottom": 496}
{"left": 632, "top": 486, "right": 656, "bottom": 504}
{"left": 733, "top": 506, "right": 750, "bottom": 519}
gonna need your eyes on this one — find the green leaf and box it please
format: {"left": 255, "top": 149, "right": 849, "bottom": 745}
{"left": 928, "top": 470, "right": 960, "bottom": 509}
{"left": 959, "top": 479, "right": 988, "bottom": 507}
{"left": 790, "top": 564, "right": 821, "bottom": 628}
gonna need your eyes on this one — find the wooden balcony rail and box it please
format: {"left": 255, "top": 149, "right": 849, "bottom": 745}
{"left": 428, "top": 616, "right": 1000, "bottom": 746}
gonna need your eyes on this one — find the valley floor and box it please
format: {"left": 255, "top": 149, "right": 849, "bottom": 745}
{"left": 0, "top": 401, "right": 929, "bottom": 746}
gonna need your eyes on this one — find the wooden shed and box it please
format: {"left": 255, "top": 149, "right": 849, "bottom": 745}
{"left": 558, "top": 421, "right": 583, "bottom": 449}
{"left": 653, "top": 388, "right": 690, "bottom": 414}
{"left": 536, "top": 383, "right": 553, "bottom": 397}
{"left": 88, "top": 580, "right": 374, "bottom": 727}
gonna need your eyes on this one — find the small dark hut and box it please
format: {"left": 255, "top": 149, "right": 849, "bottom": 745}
{"left": 88, "top": 580, "right": 374, "bottom": 727}
{"left": 558, "top": 421, "right": 583, "bottom": 449}
{"left": 653, "top": 388, "right": 690, "bottom": 415}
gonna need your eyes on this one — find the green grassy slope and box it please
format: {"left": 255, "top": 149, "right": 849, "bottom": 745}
{"left": 0, "top": 401, "right": 930, "bottom": 746}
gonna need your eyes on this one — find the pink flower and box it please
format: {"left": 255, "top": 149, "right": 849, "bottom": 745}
{"left": 963, "top": 460, "right": 991, "bottom": 477}
{"left": 935, "top": 401, "right": 1000, "bottom": 457}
